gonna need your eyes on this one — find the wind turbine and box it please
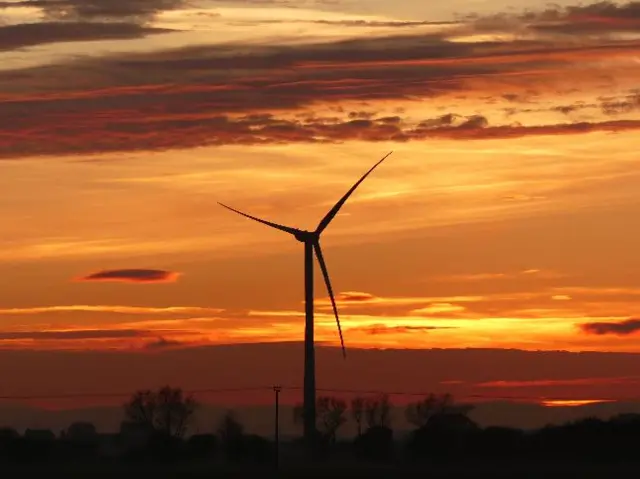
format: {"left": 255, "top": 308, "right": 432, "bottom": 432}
{"left": 218, "top": 151, "right": 393, "bottom": 445}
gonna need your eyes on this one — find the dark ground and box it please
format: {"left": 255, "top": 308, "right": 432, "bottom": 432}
{"left": 3, "top": 461, "right": 640, "bottom": 478}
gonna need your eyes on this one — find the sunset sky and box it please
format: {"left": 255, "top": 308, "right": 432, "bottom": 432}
{"left": 1, "top": 0, "right": 640, "bottom": 407}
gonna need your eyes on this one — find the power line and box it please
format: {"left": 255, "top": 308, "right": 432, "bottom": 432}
{"left": 0, "top": 386, "right": 272, "bottom": 400}
{"left": 0, "top": 385, "right": 637, "bottom": 402}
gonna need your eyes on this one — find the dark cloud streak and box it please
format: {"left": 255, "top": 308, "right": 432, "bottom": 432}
{"left": 581, "top": 319, "right": 640, "bottom": 336}
{"left": 144, "top": 336, "right": 189, "bottom": 350}
{"left": 2, "top": 0, "right": 186, "bottom": 22}
{"left": 1, "top": 108, "right": 639, "bottom": 158}
{"left": 0, "top": 3, "right": 638, "bottom": 158}
{"left": 78, "top": 269, "right": 180, "bottom": 283}
{"left": 0, "top": 329, "right": 154, "bottom": 340}
{"left": 336, "top": 292, "right": 377, "bottom": 302}
{"left": 355, "top": 324, "right": 455, "bottom": 335}
{"left": 464, "top": 1, "right": 640, "bottom": 36}
{"left": 0, "top": 22, "right": 172, "bottom": 51}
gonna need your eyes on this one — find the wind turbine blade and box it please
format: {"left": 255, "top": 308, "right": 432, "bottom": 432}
{"left": 314, "top": 241, "right": 346, "bottom": 359}
{"left": 218, "top": 202, "right": 300, "bottom": 236}
{"left": 315, "top": 151, "right": 393, "bottom": 235}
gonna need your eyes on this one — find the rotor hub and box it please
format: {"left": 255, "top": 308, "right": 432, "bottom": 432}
{"left": 294, "top": 230, "right": 316, "bottom": 243}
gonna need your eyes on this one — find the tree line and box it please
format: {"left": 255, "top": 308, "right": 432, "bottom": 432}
{"left": 2, "top": 385, "right": 640, "bottom": 466}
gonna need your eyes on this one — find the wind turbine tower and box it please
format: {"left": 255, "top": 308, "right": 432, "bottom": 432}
{"left": 219, "top": 152, "right": 392, "bottom": 445}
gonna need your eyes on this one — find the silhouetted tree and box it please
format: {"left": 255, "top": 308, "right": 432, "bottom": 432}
{"left": 0, "top": 427, "right": 18, "bottom": 440}
{"left": 611, "top": 413, "right": 640, "bottom": 425}
{"left": 474, "top": 426, "right": 525, "bottom": 459}
{"left": 238, "top": 434, "right": 272, "bottom": 463}
{"left": 17, "top": 429, "right": 56, "bottom": 463}
{"left": 120, "top": 420, "right": 152, "bottom": 446}
{"left": 351, "top": 397, "right": 365, "bottom": 436}
{"left": 364, "top": 394, "right": 392, "bottom": 429}
{"left": 0, "top": 427, "right": 19, "bottom": 461}
{"left": 317, "top": 396, "right": 347, "bottom": 443}
{"left": 60, "top": 421, "right": 99, "bottom": 459}
{"left": 217, "top": 410, "right": 244, "bottom": 443}
{"left": 64, "top": 421, "right": 97, "bottom": 442}
{"left": 294, "top": 396, "right": 347, "bottom": 443}
{"left": 123, "top": 385, "right": 197, "bottom": 438}
{"left": 186, "top": 434, "right": 217, "bottom": 459}
{"left": 405, "top": 393, "right": 474, "bottom": 428}
{"left": 353, "top": 426, "right": 394, "bottom": 461}
{"left": 217, "top": 411, "right": 271, "bottom": 463}
{"left": 292, "top": 403, "right": 303, "bottom": 427}
{"left": 217, "top": 410, "right": 244, "bottom": 461}
{"left": 405, "top": 404, "right": 479, "bottom": 462}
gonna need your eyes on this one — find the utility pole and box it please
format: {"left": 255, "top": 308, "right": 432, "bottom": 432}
{"left": 273, "top": 385, "right": 282, "bottom": 470}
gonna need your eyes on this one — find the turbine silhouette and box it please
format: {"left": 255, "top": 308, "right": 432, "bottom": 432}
{"left": 218, "top": 151, "right": 392, "bottom": 444}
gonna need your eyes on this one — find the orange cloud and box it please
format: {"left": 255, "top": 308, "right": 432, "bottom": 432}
{"left": 541, "top": 399, "right": 616, "bottom": 407}
{"left": 349, "top": 324, "right": 455, "bottom": 335}
{"left": 0, "top": 329, "right": 151, "bottom": 340}
{"left": 0, "top": 305, "right": 222, "bottom": 315}
{"left": 411, "top": 303, "right": 467, "bottom": 315}
{"left": 316, "top": 291, "right": 485, "bottom": 308}
{"left": 0, "top": 328, "right": 206, "bottom": 351}
{"left": 436, "top": 269, "right": 560, "bottom": 282}
{"left": 477, "top": 377, "right": 640, "bottom": 388}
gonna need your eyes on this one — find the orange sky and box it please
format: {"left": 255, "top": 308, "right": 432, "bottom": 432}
{"left": 0, "top": 0, "right": 640, "bottom": 403}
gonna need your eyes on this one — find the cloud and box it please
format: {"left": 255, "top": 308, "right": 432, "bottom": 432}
{"left": 335, "top": 291, "right": 377, "bottom": 302}
{"left": 601, "top": 92, "right": 640, "bottom": 115}
{"left": 0, "top": 21, "right": 171, "bottom": 51}
{"left": 500, "top": 194, "right": 547, "bottom": 201}
{"left": 0, "top": 305, "right": 222, "bottom": 315}
{"left": 144, "top": 336, "right": 188, "bottom": 350}
{"left": 5, "top": 0, "right": 187, "bottom": 22}
{"left": 351, "top": 324, "right": 454, "bottom": 335}
{"left": 77, "top": 269, "right": 180, "bottom": 283}
{"left": 2, "top": 95, "right": 640, "bottom": 158}
{"left": 529, "top": 1, "right": 640, "bottom": 35}
{"left": 580, "top": 318, "right": 640, "bottom": 336}
{"left": 554, "top": 287, "right": 640, "bottom": 296}
{"left": 465, "top": 1, "right": 640, "bottom": 36}
{"left": 542, "top": 399, "right": 615, "bottom": 407}
{"left": 315, "top": 291, "right": 485, "bottom": 309}
{"left": 0, "top": 3, "right": 637, "bottom": 158}
{"left": 438, "top": 272, "right": 513, "bottom": 281}
{"left": 477, "top": 376, "right": 640, "bottom": 388}
{"left": 0, "top": 0, "right": 183, "bottom": 49}
{"left": 436, "top": 269, "right": 561, "bottom": 282}
{"left": 0, "top": 329, "right": 152, "bottom": 340}
{"left": 257, "top": 18, "right": 458, "bottom": 28}
{"left": 524, "top": 93, "right": 640, "bottom": 118}
{"left": 411, "top": 303, "right": 467, "bottom": 315}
